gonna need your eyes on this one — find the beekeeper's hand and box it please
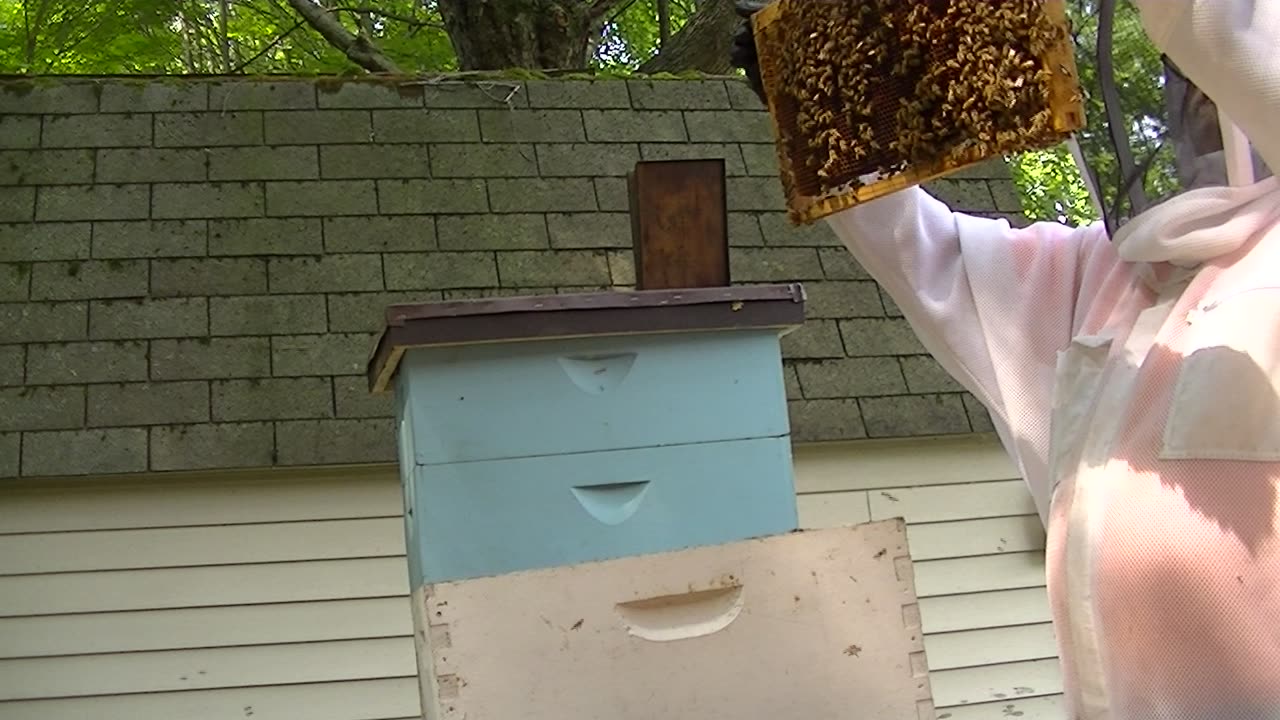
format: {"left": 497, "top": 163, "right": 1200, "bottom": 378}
{"left": 729, "top": 1, "right": 769, "bottom": 106}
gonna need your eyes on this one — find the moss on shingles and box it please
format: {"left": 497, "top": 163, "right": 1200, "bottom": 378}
{"left": 2, "top": 75, "right": 105, "bottom": 104}
{"left": 0, "top": 80, "right": 35, "bottom": 96}
{"left": 315, "top": 74, "right": 428, "bottom": 100}
{"left": 491, "top": 68, "right": 551, "bottom": 80}
{"left": 314, "top": 77, "right": 347, "bottom": 94}
{"left": 3, "top": 70, "right": 750, "bottom": 96}
{"left": 295, "top": 68, "right": 741, "bottom": 84}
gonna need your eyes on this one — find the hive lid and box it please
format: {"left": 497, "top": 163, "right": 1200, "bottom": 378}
{"left": 367, "top": 284, "right": 806, "bottom": 392}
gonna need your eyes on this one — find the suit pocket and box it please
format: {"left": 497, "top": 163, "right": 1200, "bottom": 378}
{"left": 1161, "top": 287, "right": 1280, "bottom": 461}
{"left": 1049, "top": 335, "right": 1113, "bottom": 492}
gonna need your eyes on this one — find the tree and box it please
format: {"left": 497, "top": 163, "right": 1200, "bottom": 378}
{"left": 1010, "top": 0, "right": 1173, "bottom": 226}
{"left": 284, "top": 0, "right": 405, "bottom": 72}
{"left": 291, "top": 0, "right": 742, "bottom": 73}
{"left": 1009, "top": 146, "right": 1099, "bottom": 226}
{"left": 1070, "top": 0, "right": 1174, "bottom": 218}
{"left": 636, "top": 0, "right": 736, "bottom": 74}
{"left": 1, "top": 0, "right": 1174, "bottom": 227}
{"left": 0, "top": 1, "right": 733, "bottom": 76}
{"left": 433, "top": 1, "right": 616, "bottom": 71}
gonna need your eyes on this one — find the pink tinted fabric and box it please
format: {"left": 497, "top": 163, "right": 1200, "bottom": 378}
{"left": 821, "top": 2, "right": 1280, "bottom": 717}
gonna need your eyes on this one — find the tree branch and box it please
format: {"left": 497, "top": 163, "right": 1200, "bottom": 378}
{"left": 219, "top": 0, "right": 232, "bottom": 72}
{"left": 329, "top": 6, "right": 445, "bottom": 29}
{"left": 587, "top": 0, "right": 629, "bottom": 22}
{"left": 283, "top": 0, "right": 402, "bottom": 72}
{"left": 233, "top": 19, "right": 308, "bottom": 72}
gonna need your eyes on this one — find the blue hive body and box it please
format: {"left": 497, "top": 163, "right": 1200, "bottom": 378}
{"left": 369, "top": 285, "right": 806, "bottom": 586}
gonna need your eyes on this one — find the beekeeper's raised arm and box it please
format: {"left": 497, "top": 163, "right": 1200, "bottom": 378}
{"left": 820, "top": 175, "right": 1117, "bottom": 519}
{"left": 727, "top": 2, "right": 1116, "bottom": 515}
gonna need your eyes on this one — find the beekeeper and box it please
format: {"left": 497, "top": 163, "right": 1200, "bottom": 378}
{"left": 732, "top": 1, "right": 1280, "bottom": 719}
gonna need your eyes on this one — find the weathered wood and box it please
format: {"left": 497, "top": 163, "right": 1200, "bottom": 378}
{"left": 412, "top": 520, "right": 935, "bottom": 719}
{"left": 627, "top": 159, "right": 730, "bottom": 290}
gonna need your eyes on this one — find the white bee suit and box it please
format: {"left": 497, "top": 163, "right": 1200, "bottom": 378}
{"left": 823, "top": 1, "right": 1280, "bottom": 718}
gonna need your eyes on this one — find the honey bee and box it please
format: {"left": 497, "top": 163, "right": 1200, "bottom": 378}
{"left": 762, "top": 0, "right": 1076, "bottom": 207}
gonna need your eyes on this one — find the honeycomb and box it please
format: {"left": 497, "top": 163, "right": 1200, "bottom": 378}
{"left": 752, "top": 0, "right": 1086, "bottom": 224}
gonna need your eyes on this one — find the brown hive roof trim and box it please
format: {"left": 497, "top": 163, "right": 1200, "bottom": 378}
{"left": 367, "top": 284, "right": 808, "bottom": 393}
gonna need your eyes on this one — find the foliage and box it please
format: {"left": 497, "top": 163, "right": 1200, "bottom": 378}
{"left": 0, "top": 0, "right": 182, "bottom": 73}
{"left": 1008, "top": 146, "right": 1098, "bottom": 226}
{"left": 0, "top": 0, "right": 697, "bottom": 75}
{"left": 0, "top": 0, "right": 1179, "bottom": 230}
{"left": 0, "top": 0, "right": 457, "bottom": 74}
{"left": 1067, "top": 0, "right": 1176, "bottom": 220}
{"left": 1011, "top": 0, "right": 1175, "bottom": 226}
{"left": 595, "top": 0, "right": 696, "bottom": 69}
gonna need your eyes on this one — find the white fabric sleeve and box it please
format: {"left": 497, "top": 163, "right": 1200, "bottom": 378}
{"left": 824, "top": 183, "right": 1095, "bottom": 438}
{"left": 1132, "top": 0, "right": 1280, "bottom": 176}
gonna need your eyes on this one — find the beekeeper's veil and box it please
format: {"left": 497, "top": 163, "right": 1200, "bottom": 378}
{"left": 1070, "top": 0, "right": 1274, "bottom": 237}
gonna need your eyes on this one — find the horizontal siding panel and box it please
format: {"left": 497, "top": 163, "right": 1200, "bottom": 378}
{"left": 0, "top": 677, "right": 420, "bottom": 720}
{"left": 800, "top": 499, "right": 1044, "bottom": 562}
{"left": 919, "top": 587, "right": 1052, "bottom": 634}
{"left": 0, "top": 518, "right": 406, "bottom": 575}
{"left": 793, "top": 436, "right": 1018, "bottom": 493}
{"left": 937, "top": 694, "right": 1065, "bottom": 720}
{"left": 795, "top": 490, "right": 870, "bottom": 528}
{"left": 869, "top": 480, "right": 1036, "bottom": 523}
{"left": 0, "top": 557, "right": 409, "bottom": 617}
{"left": 0, "top": 434, "right": 1049, "bottom": 720}
{"left": 913, "top": 552, "right": 1046, "bottom": 597}
{"left": 923, "top": 623, "right": 1058, "bottom": 671}
{"left": 0, "top": 598, "right": 413, "bottom": 658}
{"left": 0, "top": 637, "right": 417, "bottom": 701}
{"left": 929, "top": 658, "right": 1063, "bottom": 707}
{"left": 906, "top": 515, "right": 1044, "bottom": 561}
{"left": 0, "top": 472, "right": 402, "bottom": 534}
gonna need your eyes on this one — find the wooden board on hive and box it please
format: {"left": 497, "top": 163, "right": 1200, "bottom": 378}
{"left": 627, "top": 159, "right": 731, "bottom": 291}
{"left": 411, "top": 519, "right": 935, "bottom": 720}
{"left": 752, "top": 0, "right": 1086, "bottom": 225}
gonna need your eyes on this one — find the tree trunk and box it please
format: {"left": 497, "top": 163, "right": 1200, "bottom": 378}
{"left": 638, "top": 0, "right": 737, "bottom": 74}
{"left": 437, "top": 0, "right": 624, "bottom": 71}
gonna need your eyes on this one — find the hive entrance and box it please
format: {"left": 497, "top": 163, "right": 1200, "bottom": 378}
{"left": 753, "top": 0, "right": 1086, "bottom": 224}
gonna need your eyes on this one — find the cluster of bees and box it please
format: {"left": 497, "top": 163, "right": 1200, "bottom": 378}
{"left": 769, "top": 0, "right": 1067, "bottom": 196}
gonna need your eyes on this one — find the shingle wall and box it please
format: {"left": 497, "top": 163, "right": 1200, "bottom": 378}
{"left": 0, "top": 76, "right": 1024, "bottom": 478}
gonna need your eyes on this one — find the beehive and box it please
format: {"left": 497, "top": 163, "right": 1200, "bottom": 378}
{"left": 753, "top": 0, "right": 1086, "bottom": 224}
{"left": 367, "top": 285, "right": 807, "bottom": 585}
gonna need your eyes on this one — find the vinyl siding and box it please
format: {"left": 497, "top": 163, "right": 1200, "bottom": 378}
{"left": 0, "top": 434, "right": 1060, "bottom": 719}
{"left": 792, "top": 437, "right": 1062, "bottom": 717}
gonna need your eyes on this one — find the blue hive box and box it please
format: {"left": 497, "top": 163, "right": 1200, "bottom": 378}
{"left": 368, "top": 284, "right": 806, "bottom": 586}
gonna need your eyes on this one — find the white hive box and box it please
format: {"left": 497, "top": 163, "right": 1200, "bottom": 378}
{"left": 411, "top": 519, "right": 936, "bottom": 720}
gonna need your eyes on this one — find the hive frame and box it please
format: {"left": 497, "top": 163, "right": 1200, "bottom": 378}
{"left": 752, "top": 0, "right": 1087, "bottom": 225}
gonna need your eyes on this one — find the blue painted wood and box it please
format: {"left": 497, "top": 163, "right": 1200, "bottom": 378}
{"left": 399, "top": 329, "right": 790, "bottom": 466}
{"left": 402, "top": 435, "right": 799, "bottom": 585}
{"left": 395, "top": 381, "right": 423, "bottom": 590}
